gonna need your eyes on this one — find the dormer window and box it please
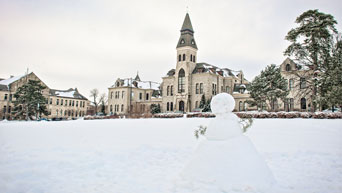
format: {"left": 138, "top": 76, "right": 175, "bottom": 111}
{"left": 286, "top": 64, "right": 291, "bottom": 71}
{"left": 180, "top": 39, "right": 185, "bottom": 44}
{"left": 191, "top": 40, "right": 195, "bottom": 45}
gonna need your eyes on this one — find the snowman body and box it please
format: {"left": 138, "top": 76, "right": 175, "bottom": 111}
{"left": 179, "top": 93, "right": 275, "bottom": 192}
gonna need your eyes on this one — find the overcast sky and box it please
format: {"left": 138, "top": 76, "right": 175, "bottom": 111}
{"left": 0, "top": 0, "right": 341, "bottom": 96}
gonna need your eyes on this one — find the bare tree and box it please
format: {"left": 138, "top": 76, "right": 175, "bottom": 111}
{"left": 90, "top": 89, "right": 100, "bottom": 115}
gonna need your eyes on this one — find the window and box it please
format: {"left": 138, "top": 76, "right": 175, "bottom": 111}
{"left": 121, "top": 104, "right": 124, "bottom": 112}
{"left": 4, "top": 94, "right": 8, "bottom": 100}
{"left": 56, "top": 99, "right": 59, "bottom": 105}
{"left": 301, "top": 98, "right": 306, "bottom": 110}
{"left": 239, "top": 101, "right": 243, "bottom": 111}
{"left": 200, "top": 83, "right": 203, "bottom": 94}
{"left": 170, "top": 86, "right": 173, "bottom": 96}
{"left": 146, "top": 93, "right": 149, "bottom": 100}
{"left": 178, "top": 55, "right": 181, "bottom": 62}
{"left": 180, "top": 39, "right": 185, "bottom": 44}
{"left": 178, "top": 69, "right": 185, "bottom": 93}
{"left": 190, "top": 54, "right": 193, "bottom": 62}
{"left": 122, "top": 91, "right": 125, "bottom": 98}
{"left": 9, "top": 94, "right": 12, "bottom": 101}
{"left": 271, "top": 99, "right": 278, "bottom": 111}
{"left": 72, "top": 101, "right": 75, "bottom": 106}
{"left": 76, "top": 101, "right": 78, "bottom": 107}
{"left": 8, "top": 106, "right": 11, "bottom": 113}
{"left": 170, "top": 102, "right": 173, "bottom": 111}
{"left": 286, "top": 64, "right": 291, "bottom": 71}
{"left": 167, "top": 102, "right": 169, "bottom": 111}
{"left": 183, "top": 54, "right": 186, "bottom": 61}
{"left": 139, "top": 93, "right": 142, "bottom": 100}
{"left": 196, "top": 83, "right": 199, "bottom": 94}
{"left": 50, "top": 98, "right": 52, "bottom": 105}
{"left": 221, "top": 86, "right": 223, "bottom": 93}
{"left": 69, "top": 100, "right": 71, "bottom": 106}
{"left": 244, "top": 101, "right": 247, "bottom": 111}
{"left": 111, "top": 92, "right": 113, "bottom": 99}
{"left": 193, "top": 56, "right": 196, "bottom": 63}
{"left": 83, "top": 101, "right": 85, "bottom": 107}
{"left": 3, "top": 106, "right": 6, "bottom": 113}
{"left": 167, "top": 86, "right": 170, "bottom": 96}
{"left": 300, "top": 78, "right": 306, "bottom": 89}
{"left": 212, "top": 84, "right": 217, "bottom": 95}
{"left": 61, "top": 99, "right": 63, "bottom": 106}
{"left": 110, "top": 105, "right": 113, "bottom": 112}
{"left": 289, "top": 79, "right": 294, "bottom": 90}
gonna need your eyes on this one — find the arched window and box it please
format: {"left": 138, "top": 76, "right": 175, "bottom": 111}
{"left": 301, "top": 98, "right": 306, "bottom": 110}
{"left": 167, "top": 86, "right": 170, "bottom": 96}
{"left": 183, "top": 54, "right": 186, "bottom": 61}
{"left": 170, "top": 86, "right": 173, "bottom": 96}
{"left": 170, "top": 102, "right": 174, "bottom": 111}
{"left": 167, "top": 102, "right": 169, "bottom": 111}
{"left": 190, "top": 54, "right": 193, "bottom": 62}
{"left": 272, "top": 99, "right": 278, "bottom": 111}
{"left": 178, "top": 54, "right": 181, "bottom": 62}
{"left": 239, "top": 101, "right": 243, "bottom": 111}
{"left": 178, "top": 69, "right": 185, "bottom": 93}
{"left": 179, "top": 101, "right": 185, "bottom": 112}
{"left": 244, "top": 101, "right": 247, "bottom": 111}
{"left": 300, "top": 78, "right": 306, "bottom": 89}
{"left": 193, "top": 55, "right": 196, "bottom": 63}
{"left": 289, "top": 79, "right": 294, "bottom": 90}
{"left": 195, "top": 83, "right": 199, "bottom": 94}
{"left": 286, "top": 64, "right": 291, "bottom": 71}
{"left": 121, "top": 104, "right": 124, "bottom": 112}
{"left": 110, "top": 105, "right": 113, "bottom": 112}
{"left": 200, "top": 83, "right": 203, "bottom": 94}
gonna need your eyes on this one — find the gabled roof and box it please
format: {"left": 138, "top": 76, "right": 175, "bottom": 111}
{"left": 112, "top": 78, "right": 160, "bottom": 90}
{"left": 50, "top": 88, "right": 88, "bottom": 100}
{"left": 192, "top": 63, "right": 241, "bottom": 78}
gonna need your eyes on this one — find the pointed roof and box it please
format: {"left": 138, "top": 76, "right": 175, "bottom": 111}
{"left": 134, "top": 73, "right": 141, "bottom": 81}
{"left": 181, "top": 13, "right": 194, "bottom": 33}
{"left": 177, "top": 13, "right": 197, "bottom": 49}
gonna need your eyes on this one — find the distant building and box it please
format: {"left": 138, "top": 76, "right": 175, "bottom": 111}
{"left": 0, "top": 72, "right": 89, "bottom": 120}
{"left": 107, "top": 74, "right": 161, "bottom": 115}
{"left": 161, "top": 13, "right": 252, "bottom": 113}
{"left": 279, "top": 58, "right": 314, "bottom": 112}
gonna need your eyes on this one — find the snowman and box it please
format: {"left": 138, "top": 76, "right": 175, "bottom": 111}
{"left": 178, "top": 93, "right": 275, "bottom": 192}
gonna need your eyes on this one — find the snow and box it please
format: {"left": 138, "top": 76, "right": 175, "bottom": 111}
{"left": 0, "top": 75, "right": 25, "bottom": 87}
{"left": 119, "top": 78, "right": 160, "bottom": 90}
{"left": 0, "top": 118, "right": 341, "bottom": 193}
{"left": 55, "top": 91, "right": 75, "bottom": 98}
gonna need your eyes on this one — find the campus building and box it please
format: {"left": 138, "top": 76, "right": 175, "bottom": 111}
{"left": 0, "top": 72, "right": 89, "bottom": 120}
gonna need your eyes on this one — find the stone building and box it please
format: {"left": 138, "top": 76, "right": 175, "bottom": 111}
{"left": 107, "top": 74, "right": 161, "bottom": 115}
{"left": 279, "top": 58, "right": 314, "bottom": 112}
{"left": 0, "top": 72, "right": 89, "bottom": 120}
{"left": 161, "top": 13, "right": 252, "bottom": 113}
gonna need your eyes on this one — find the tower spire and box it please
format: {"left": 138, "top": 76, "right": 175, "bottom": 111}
{"left": 177, "top": 13, "right": 197, "bottom": 49}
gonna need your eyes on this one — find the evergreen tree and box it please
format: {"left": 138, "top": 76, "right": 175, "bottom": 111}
{"left": 248, "top": 64, "right": 289, "bottom": 111}
{"left": 199, "top": 94, "right": 206, "bottom": 108}
{"left": 150, "top": 104, "right": 161, "bottom": 114}
{"left": 320, "top": 35, "right": 342, "bottom": 110}
{"left": 284, "top": 9, "right": 338, "bottom": 111}
{"left": 202, "top": 98, "right": 212, "bottom": 112}
{"left": 12, "top": 80, "right": 48, "bottom": 120}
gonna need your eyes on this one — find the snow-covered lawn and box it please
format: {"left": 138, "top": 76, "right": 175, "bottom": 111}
{"left": 0, "top": 118, "right": 341, "bottom": 193}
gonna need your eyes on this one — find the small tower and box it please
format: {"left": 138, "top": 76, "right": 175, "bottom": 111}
{"left": 176, "top": 13, "right": 198, "bottom": 77}
{"left": 174, "top": 13, "right": 198, "bottom": 112}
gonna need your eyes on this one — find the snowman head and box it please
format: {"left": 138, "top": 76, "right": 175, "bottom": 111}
{"left": 210, "top": 93, "right": 235, "bottom": 115}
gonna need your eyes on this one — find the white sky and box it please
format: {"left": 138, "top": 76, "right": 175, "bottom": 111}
{"left": 0, "top": 0, "right": 341, "bottom": 97}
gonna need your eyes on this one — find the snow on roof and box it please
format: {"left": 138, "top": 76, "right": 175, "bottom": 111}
{"left": 0, "top": 75, "right": 25, "bottom": 86}
{"left": 55, "top": 90, "right": 75, "bottom": 98}
{"left": 115, "top": 78, "right": 160, "bottom": 90}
